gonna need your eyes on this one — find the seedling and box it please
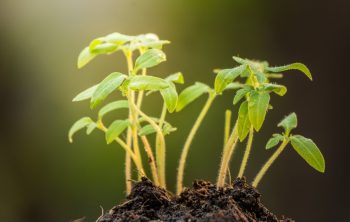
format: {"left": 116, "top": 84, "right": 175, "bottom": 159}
{"left": 69, "top": 32, "right": 182, "bottom": 192}
{"left": 252, "top": 113, "right": 325, "bottom": 187}
{"left": 69, "top": 32, "right": 325, "bottom": 197}
{"left": 214, "top": 56, "right": 314, "bottom": 187}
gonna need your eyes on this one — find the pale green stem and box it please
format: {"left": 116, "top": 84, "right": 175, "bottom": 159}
{"left": 217, "top": 122, "right": 238, "bottom": 187}
{"left": 155, "top": 103, "right": 167, "bottom": 187}
{"left": 176, "top": 93, "right": 216, "bottom": 195}
{"left": 224, "top": 110, "right": 232, "bottom": 145}
{"left": 130, "top": 101, "right": 167, "bottom": 188}
{"left": 252, "top": 138, "right": 290, "bottom": 187}
{"left": 125, "top": 50, "right": 144, "bottom": 180}
{"left": 237, "top": 126, "right": 254, "bottom": 178}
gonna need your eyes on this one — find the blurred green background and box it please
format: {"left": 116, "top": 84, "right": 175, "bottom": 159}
{"left": 1, "top": 0, "right": 349, "bottom": 221}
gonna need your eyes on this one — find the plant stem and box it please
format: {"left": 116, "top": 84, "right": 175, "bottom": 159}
{"left": 217, "top": 123, "right": 238, "bottom": 187}
{"left": 155, "top": 103, "right": 167, "bottom": 187}
{"left": 125, "top": 127, "right": 132, "bottom": 194}
{"left": 176, "top": 93, "right": 216, "bottom": 195}
{"left": 252, "top": 138, "right": 289, "bottom": 187}
{"left": 136, "top": 68, "right": 147, "bottom": 108}
{"left": 140, "top": 136, "right": 160, "bottom": 186}
{"left": 130, "top": 101, "right": 167, "bottom": 188}
{"left": 125, "top": 50, "right": 144, "bottom": 180}
{"left": 237, "top": 126, "right": 254, "bottom": 178}
{"left": 224, "top": 110, "right": 232, "bottom": 145}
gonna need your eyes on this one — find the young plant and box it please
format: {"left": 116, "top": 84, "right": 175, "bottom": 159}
{"left": 215, "top": 56, "right": 313, "bottom": 187}
{"left": 69, "top": 32, "right": 181, "bottom": 192}
{"left": 252, "top": 113, "right": 325, "bottom": 187}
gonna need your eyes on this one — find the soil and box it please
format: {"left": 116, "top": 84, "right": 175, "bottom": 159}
{"left": 96, "top": 177, "right": 293, "bottom": 222}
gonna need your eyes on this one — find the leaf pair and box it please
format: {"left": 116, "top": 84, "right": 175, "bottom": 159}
{"left": 237, "top": 90, "right": 270, "bottom": 141}
{"left": 265, "top": 113, "right": 325, "bottom": 173}
{"left": 138, "top": 122, "right": 177, "bottom": 136}
{"left": 68, "top": 117, "right": 96, "bottom": 143}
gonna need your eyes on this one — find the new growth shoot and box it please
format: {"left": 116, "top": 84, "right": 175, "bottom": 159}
{"left": 69, "top": 32, "right": 325, "bottom": 196}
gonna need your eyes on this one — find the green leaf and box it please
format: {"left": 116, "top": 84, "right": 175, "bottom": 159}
{"left": 233, "top": 87, "right": 251, "bottom": 105}
{"left": 254, "top": 71, "right": 267, "bottom": 83}
{"left": 86, "top": 122, "right": 97, "bottom": 135}
{"left": 77, "top": 47, "right": 96, "bottom": 69}
{"left": 248, "top": 91, "right": 270, "bottom": 131}
{"left": 68, "top": 117, "right": 93, "bottom": 143}
{"left": 98, "top": 100, "right": 129, "bottom": 120}
{"left": 105, "top": 120, "right": 130, "bottom": 144}
{"left": 290, "top": 135, "right": 325, "bottom": 173}
{"left": 165, "top": 72, "right": 184, "bottom": 84}
{"left": 72, "top": 85, "right": 98, "bottom": 102}
{"left": 263, "top": 83, "right": 287, "bottom": 96}
{"left": 266, "top": 63, "right": 312, "bottom": 81}
{"left": 90, "top": 42, "right": 118, "bottom": 54}
{"left": 278, "top": 112, "right": 298, "bottom": 134}
{"left": 103, "top": 32, "right": 134, "bottom": 44}
{"left": 91, "top": 72, "right": 127, "bottom": 109}
{"left": 138, "top": 123, "right": 176, "bottom": 136}
{"left": 225, "top": 82, "right": 245, "bottom": 90}
{"left": 176, "top": 82, "right": 211, "bottom": 112}
{"left": 134, "top": 49, "right": 166, "bottom": 72}
{"left": 161, "top": 82, "right": 178, "bottom": 113}
{"left": 214, "top": 65, "right": 248, "bottom": 94}
{"left": 128, "top": 75, "right": 169, "bottom": 91}
{"left": 266, "top": 134, "right": 284, "bottom": 149}
{"left": 237, "top": 101, "right": 251, "bottom": 141}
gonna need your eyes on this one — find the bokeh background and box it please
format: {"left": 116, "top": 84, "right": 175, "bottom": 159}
{"left": 1, "top": 0, "right": 349, "bottom": 221}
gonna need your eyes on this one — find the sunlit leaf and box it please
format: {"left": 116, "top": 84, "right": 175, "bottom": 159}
{"left": 72, "top": 85, "right": 98, "bottom": 102}
{"left": 176, "top": 82, "right": 211, "bottom": 112}
{"left": 214, "top": 65, "right": 248, "bottom": 94}
{"left": 161, "top": 82, "right": 178, "bottom": 113}
{"left": 90, "top": 42, "right": 118, "bottom": 54}
{"left": 165, "top": 72, "right": 184, "bottom": 84}
{"left": 290, "top": 135, "right": 325, "bottom": 173}
{"left": 266, "top": 63, "right": 312, "bottom": 80}
{"left": 91, "top": 72, "right": 127, "bottom": 109}
{"left": 266, "top": 134, "right": 284, "bottom": 149}
{"left": 105, "top": 120, "right": 130, "bottom": 144}
{"left": 128, "top": 76, "right": 169, "bottom": 91}
{"left": 98, "top": 100, "right": 129, "bottom": 120}
{"left": 237, "top": 101, "right": 251, "bottom": 141}
{"left": 77, "top": 47, "right": 96, "bottom": 69}
{"left": 263, "top": 83, "right": 287, "bottom": 96}
{"left": 248, "top": 91, "right": 270, "bottom": 131}
{"left": 134, "top": 49, "right": 166, "bottom": 72}
{"left": 68, "top": 117, "right": 93, "bottom": 143}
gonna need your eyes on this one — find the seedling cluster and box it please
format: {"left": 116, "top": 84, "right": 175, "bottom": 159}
{"left": 69, "top": 32, "right": 325, "bottom": 195}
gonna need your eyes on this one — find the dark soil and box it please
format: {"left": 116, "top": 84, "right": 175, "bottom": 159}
{"left": 96, "top": 177, "right": 293, "bottom": 222}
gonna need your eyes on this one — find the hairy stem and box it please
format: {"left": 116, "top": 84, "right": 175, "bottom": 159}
{"left": 125, "top": 50, "right": 144, "bottom": 180}
{"left": 237, "top": 126, "right": 254, "bottom": 178}
{"left": 252, "top": 138, "right": 289, "bottom": 187}
{"left": 224, "top": 110, "right": 232, "bottom": 145}
{"left": 130, "top": 101, "right": 167, "bottom": 188}
{"left": 176, "top": 93, "right": 216, "bottom": 195}
{"left": 125, "top": 127, "right": 132, "bottom": 194}
{"left": 140, "top": 136, "right": 160, "bottom": 186}
{"left": 217, "top": 123, "right": 238, "bottom": 187}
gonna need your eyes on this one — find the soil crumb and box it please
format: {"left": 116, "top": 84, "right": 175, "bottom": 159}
{"left": 97, "top": 177, "right": 293, "bottom": 222}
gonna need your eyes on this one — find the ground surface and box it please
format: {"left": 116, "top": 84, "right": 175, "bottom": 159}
{"left": 96, "top": 177, "right": 293, "bottom": 222}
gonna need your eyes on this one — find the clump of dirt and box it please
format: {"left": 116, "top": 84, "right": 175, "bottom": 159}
{"left": 97, "top": 177, "right": 293, "bottom": 222}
